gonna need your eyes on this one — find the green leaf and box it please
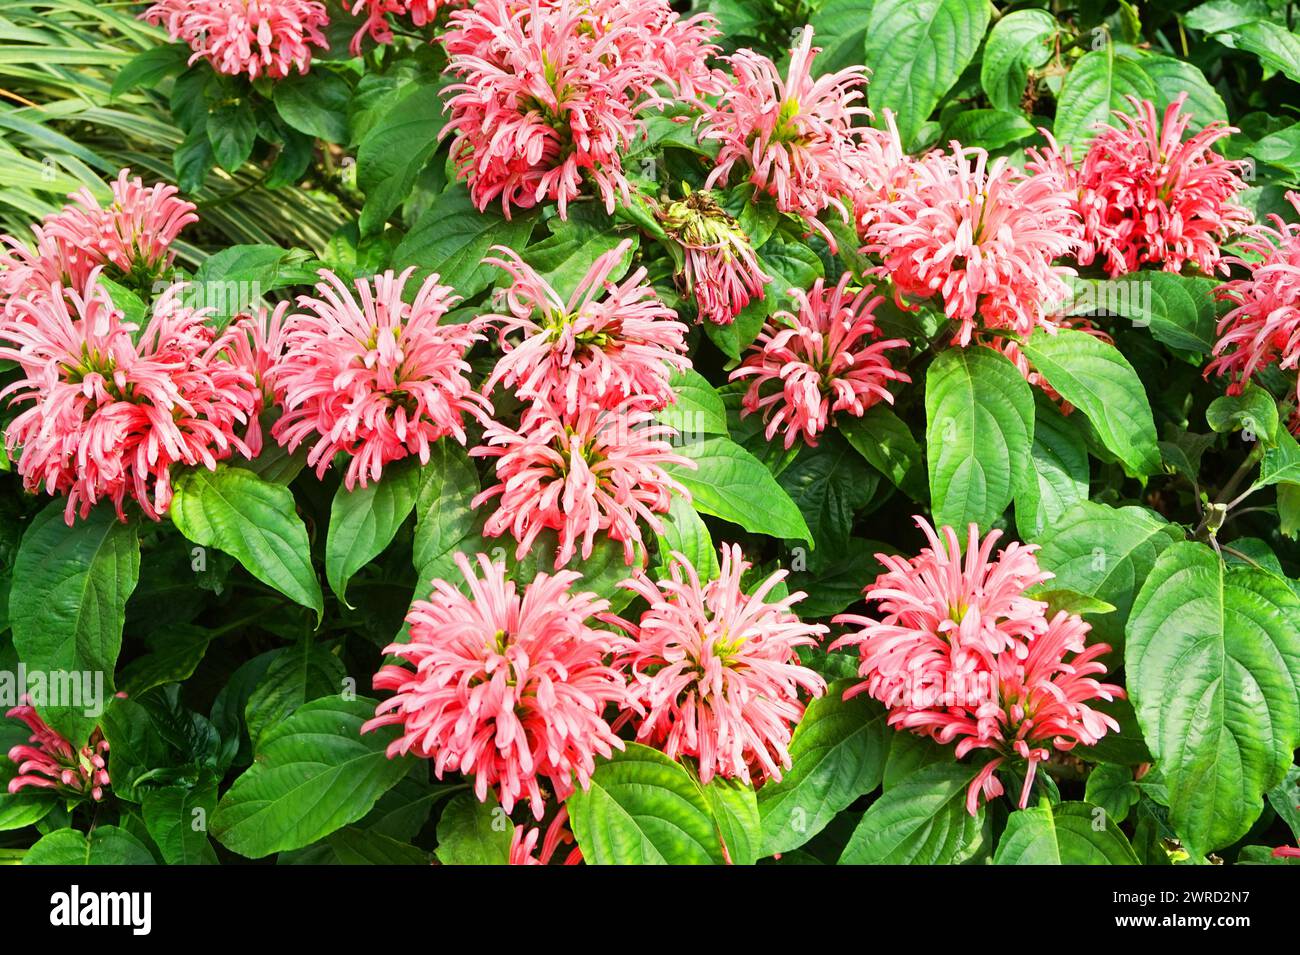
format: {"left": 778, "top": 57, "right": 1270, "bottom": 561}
{"left": 1034, "top": 501, "right": 1183, "bottom": 649}
{"left": 117, "top": 625, "right": 213, "bottom": 697}
{"left": 757, "top": 682, "right": 889, "bottom": 856}
{"left": 1067, "top": 273, "right": 1220, "bottom": 356}
{"left": 943, "top": 109, "right": 1035, "bottom": 150}
{"left": 170, "top": 465, "right": 323, "bottom": 621}
{"left": 434, "top": 792, "right": 513, "bottom": 865}
{"left": 0, "top": 792, "right": 54, "bottom": 832}
{"left": 655, "top": 494, "right": 719, "bottom": 579}
{"left": 568, "top": 743, "right": 726, "bottom": 864}
{"left": 23, "top": 826, "right": 154, "bottom": 865}
{"left": 1207, "top": 384, "right": 1278, "bottom": 444}
{"left": 207, "top": 100, "right": 258, "bottom": 172}
{"left": 520, "top": 204, "right": 633, "bottom": 299}
{"left": 838, "top": 762, "right": 983, "bottom": 864}
{"left": 808, "top": 0, "right": 876, "bottom": 76}
{"left": 1126, "top": 541, "right": 1300, "bottom": 855}
{"left": 412, "top": 443, "right": 480, "bottom": 585}
{"left": 326, "top": 826, "right": 429, "bottom": 864}
{"left": 357, "top": 83, "right": 445, "bottom": 234}
{"left": 111, "top": 44, "right": 190, "bottom": 98}
{"left": 1255, "top": 427, "right": 1300, "bottom": 490}
{"left": 10, "top": 502, "right": 140, "bottom": 742}
{"left": 1218, "top": 20, "right": 1300, "bottom": 84}
{"left": 1015, "top": 394, "right": 1089, "bottom": 539}
{"left": 274, "top": 69, "right": 351, "bottom": 143}
{"left": 1021, "top": 329, "right": 1161, "bottom": 476}
{"left": 211, "top": 696, "right": 413, "bottom": 858}
{"left": 243, "top": 638, "right": 347, "bottom": 748}
{"left": 703, "top": 777, "right": 762, "bottom": 866}
{"left": 980, "top": 9, "right": 1057, "bottom": 112}
{"left": 925, "top": 346, "right": 1034, "bottom": 530}
{"left": 667, "top": 438, "right": 812, "bottom": 544}
{"left": 777, "top": 436, "right": 878, "bottom": 555}
{"left": 865, "top": 0, "right": 992, "bottom": 148}
{"left": 326, "top": 457, "right": 422, "bottom": 607}
{"left": 188, "top": 244, "right": 314, "bottom": 330}
{"left": 1053, "top": 46, "right": 1156, "bottom": 154}
{"left": 1085, "top": 765, "right": 1141, "bottom": 825}
{"left": 1139, "top": 54, "right": 1228, "bottom": 131}
{"left": 142, "top": 781, "right": 219, "bottom": 865}
{"left": 993, "top": 801, "right": 1140, "bottom": 864}
{"left": 658, "top": 368, "right": 728, "bottom": 437}
{"left": 839, "top": 404, "right": 927, "bottom": 500}
{"left": 393, "top": 184, "right": 538, "bottom": 298}
{"left": 1268, "top": 764, "right": 1300, "bottom": 843}
{"left": 100, "top": 696, "right": 173, "bottom": 803}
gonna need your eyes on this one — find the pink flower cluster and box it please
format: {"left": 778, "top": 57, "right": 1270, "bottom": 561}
{"left": 349, "top": 0, "right": 457, "bottom": 54}
{"left": 865, "top": 144, "right": 1079, "bottom": 346}
{"left": 1029, "top": 95, "right": 1249, "bottom": 277}
{"left": 833, "top": 518, "right": 1123, "bottom": 815}
{"left": 6, "top": 702, "right": 110, "bottom": 802}
{"left": 1206, "top": 191, "right": 1300, "bottom": 415}
{"left": 474, "top": 240, "right": 694, "bottom": 569}
{"left": 369, "top": 544, "right": 825, "bottom": 826}
{"left": 142, "top": 0, "right": 330, "bottom": 81}
{"left": 701, "top": 25, "right": 870, "bottom": 246}
{"left": 441, "top": 0, "right": 718, "bottom": 218}
{"left": 2, "top": 169, "right": 196, "bottom": 306}
{"left": 0, "top": 275, "right": 259, "bottom": 524}
{"left": 269, "top": 267, "right": 490, "bottom": 490}
{"left": 731, "top": 274, "right": 910, "bottom": 447}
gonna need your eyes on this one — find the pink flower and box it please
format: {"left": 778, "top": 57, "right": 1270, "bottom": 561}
{"left": 5, "top": 702, "right": 110, "bottom": 801}
{"left": 472, "top": 397, "right": 693, "bottom": 568}
{"left": 348, "top": 0, "right": 456, "bottom": 54}
{"left": 1274, "top": 846, "right": 1300, "bottom": 859}
{"left": 657, "top": 190, "right": 770, "bottom": 325}
{"left": 482, "top": 239, "right": 689, "bottom": 413}
{"left": 729, "top": 274, "right": 910, "bottom": 448}
{"left": 224, "top": 302, "right": 291, "bottom": 457}
{"left": 0, "top": 273, "right": 259, "bottom": 523}
{"left": 142, "top": 0, "right": 329, "bottom": 81}
{"left": 272, "top": 268, "right": 491, "bottom": 489}
{"left": 701, "top": 26, "right": 870, "bottom": 245}
{"left": 509, "top": 806, "right": 583, "bottom": 865}
{"left": 866, "top": 144, "right": 1079, "bottom": 346}
{"left": 441, "top": 0, "right": 651, "bottom": 218}
{"left": 1, "top": 169, "right": 196, "bottom": 305}
{"left": 1032, "top": 95, "right": 1249, "bottom": 276}
{"left": 832, "top": 518, "right": 1122, "bottom": 815}
{"left": 44, "top": 170, "right": 197, "bottom": 286}
{"left": 1206, "top": 191, "right": 1300, "bottom": 409}
{"left": 607, "top": 545, "right": 827, "bottom": 785}
{"left": 850, "top": 110, "right": 913, "bottom": 237}
{"left": 364, "top": 552, "right": 631, "bottom": 820}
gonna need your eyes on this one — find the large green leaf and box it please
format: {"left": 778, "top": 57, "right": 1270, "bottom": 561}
{"left": 326, "top": 457, "right": 422, "bottom": 607}
{"left": 142, "top": 780, "right": 219, "bottom": 865}
{"left": 1126, "top": 541, "right": 1300, "bottom": 856}
{"left": 411, "top": 443, "right": 481, "bottom": 585}
{"left": 393, "top": 184, "right": 538, "bottom": 298}
{"left": 243, "top": 638, "right": 347, "bottom": 748}
{"left": 808, "top": 0, "right": 876, "bottom": 77}
{"left": 520, "top": 204, "right": 633, "bottom": 299}
{"left": 757, "top": 682, "right": 889, "bottom": 856}
{"left": 274, "top": 69, "right": 351, "bottom": 143}
{"left": 23, "top": 826, "right": 154, "bottom": 865}
{"left": 658, "top": 367, "right": 728, "bottom": 438}
{"left": 838, "top": 762, "right": 983, "bottom": 864}
{"left": 865, "top": 0, "right": 991, "bottom": 148}
{"left": 211, "top": 696, "right": 413, "bottom": 858}
{"left": 777, "top": 436, "right": 879, "bottom": 555}
{"left": 704, "top": 777, "right": 762, "bottom": 866}
{"left": 980, "top": 9, "right": 1057, "bottom": 112}
{"left": 567, "top": 743, "right": 726, "bottom": 864}
{"left": 925, "top": 347, "right": 1034, "bottom": 530}
{"left": 434, "top": 792, "right": 513, "bottom": 865}
{"left": 668, "top": 437, "right": 812, "bottom": 544}
{"left": 170, "top": 465, "right": 323, "bottom": 621}
{"left": 655, "top": 494, "right": 719, "bottom": 579}
{"left": 1054, "top": 46, "right": 1157, "bottom": 153}
{"left": 993, "top": 801, "right": 1140, "bottom": 864}
{"left": 1218, "top": 19, "right": 1300, "bottom": 84}
{"left": 10, "top": 502, "right": 140, "bottom": 742}
{"left": 357, "top": 83, "right": 445, "bottom": 234}
{"left": 840, "top": 404, "right": 927, "bottom": 500}
{"left": 1034, "top": 501, "right": 1183, "bottom": 648}
{"left": 1015, "top": 394, "right": 1089, "bottom": 540}
{"left": 1067, "top": 273, "right": 1220, "bottom": 356}
{"left": 1021, "top": 329, "right": 1161, "bottom": 476}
